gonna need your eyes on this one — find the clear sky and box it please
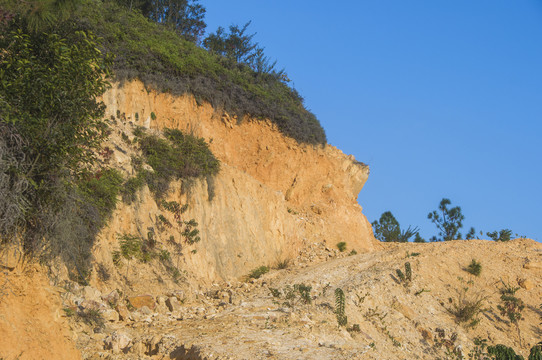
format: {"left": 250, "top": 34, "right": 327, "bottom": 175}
{"left": 200, "top": 1, "right": 542, "bottom": 242}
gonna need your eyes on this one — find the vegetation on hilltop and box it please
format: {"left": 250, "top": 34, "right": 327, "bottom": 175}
{"left": 374, "top": 198, "right": 524, "bottom": 243}
{"left": 75, "top": 0, "right": 326, "bottom": 144}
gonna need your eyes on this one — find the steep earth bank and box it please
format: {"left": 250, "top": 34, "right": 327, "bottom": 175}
{"left": 91, "top": 79, "right": 378, "bottom": 293}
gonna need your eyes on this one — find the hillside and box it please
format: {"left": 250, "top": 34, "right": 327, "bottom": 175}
{"left": 1, "top": 1, "right": 541, "bottom": 359}
{"left": 1, "top": 82, "right": 541, "bottom": 360}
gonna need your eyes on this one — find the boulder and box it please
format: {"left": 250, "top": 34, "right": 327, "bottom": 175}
{"left": 82, "top": 286, "right": 102, "bottom": 302}
{"left": 101, "top": 308, "right": 120, "bottom": 322}
{"left": 518, "top": 278, "right": 535, "bottom": 290}
{"left": 80, "top": 299, "right": 106, "bottom": 311}
{"left": 165, "top": 297, "right": 181, "bottom": 312}
{"left": 128, "top": 295, "right": 155, "bottom": 310}
{"left": 102, "top": 290, "right": 120, "bottom": 306}
{"left": 104, "top": 331, "right": 131, "bottom": 354}
{"left": 116, "top": 303, "right": 130, "bottom": 321}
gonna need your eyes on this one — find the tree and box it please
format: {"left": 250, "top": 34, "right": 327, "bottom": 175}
{"left": 413, "top": 233, "right": 426, "bottom": 243}
{"left": 487, "top": 229, "right": 512, "bottom": 242}
{"left": 372, "top": 211, "right": 419, "bottom": 242}
{"left": 465, "top": 227, "right": 477, "bottom": 240}
{"left": 372, "top": 211, "right": 400, "bottom": 242}
{"left": 427, "top": 198, "right": 464, "bottom": 241}
{"left": 115, "top": 0, "right": 206, "bottom": 42}
{"left": 0, "top": 0, "right": 78, "bottom": 32}
{"left": 0, "top": 16, "right": 110, "bottom": 252}
{"left": 203, "top": 21, "right": 285, "bottom": 77}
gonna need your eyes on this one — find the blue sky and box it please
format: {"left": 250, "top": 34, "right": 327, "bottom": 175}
{"left": 200, "top": 1, "right": 542, "bottom": 241}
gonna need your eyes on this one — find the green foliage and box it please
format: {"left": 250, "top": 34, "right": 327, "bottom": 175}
{"left": 335, "top": 288, "right": 347, "bottom": 327}
{"left": 497, "top": 283, "right": 524, "bottom": 325}
{"left": 487, "top": 344, "right": 524, "bottom": 360}
{"left": 470, "top": 340, "right": 542, "bottom": 360}
{"left": 203, "top": 21, "right": 284, "bottom": 77}
{"left": 405, "top": 262, "right": 412, "bottom": 282}
{"left": 160, "top": 200, "right": 200, "bottom": 245}
{"left": 466, "top": 227, "right": 479, "bottom": 240}
{"left": 466, "top": 259, "right": 482, "bottom": 276}
{"left": 269, "top": 283, "right": 312, "bottom": 308}
{"left": 135, "top": 128, "right": 219, "bottom": 198}
{"left": 428, "top": 198, "right": 464, "bottom": 241}
{"left": 414, "top": 233, "right": 426, "bottom": 243}
{"left": 0, "top": 13, "right": 112, "bottom": 279}
{"left": 275, "top": 259, "right": 290, "bottom": 270}
{"left": 295, "top": 283, "right": 312, "bottom": 304}
{"left": 395, "top": 262, "right": 412, "bottom": 286}
{"left": 116, "top": 0, "right": 206, "bottom": 42}
{"left": 76, "top": 308, "right": 105, "bottom": 330}
{"left": 0, "top": 25, "right": 110, "bottom": 179}
{"left": 372, "top": 211, "right": 400, "bottom": 242}
{"left": 118, "top": 234, "right": 144, "bottom": 261}
{"left": 248, "top": 266, "right": 269, "bottom": 280}
{"left": 1, "top": 0, "right": 78, "bottom": 32}
{"left": 487, "top": 229, "right": 513, "bottom": 242}
{"left": 336, "top": 241, "right": 347, "bottom": 252}
{"left": 448, "top": 283, "right": 486, "bottom": 328}
{"left": 78, "top": 169, "right": 123, "bottom": 217}
{"left": 75, "top": 0, "right": 326, "bottom": 144}
{"left": 529, "top": 343, "right": 542, "bottom": 360}
{"left": 372, "top": 211, "right": 419, "bottom": 242}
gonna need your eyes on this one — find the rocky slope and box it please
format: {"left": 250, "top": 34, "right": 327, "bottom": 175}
{"left": 68, "top": 239, "right": 541, "bottom": 359}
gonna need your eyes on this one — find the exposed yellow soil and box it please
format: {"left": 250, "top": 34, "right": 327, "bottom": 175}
{"left": 0, "top": 265, "right": 81, "bottom": 360}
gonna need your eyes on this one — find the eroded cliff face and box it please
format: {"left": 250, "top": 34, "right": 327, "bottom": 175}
{"left": 94, "top": 80, "right": 379, "bottom": 286}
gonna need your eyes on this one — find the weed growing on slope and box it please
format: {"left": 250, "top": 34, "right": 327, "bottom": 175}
{"left": 447, "top": 279, "right": 486, "bottom": 328}
{"left": 247, "top": 266, "right": 269, "bottom": 280}
{"left": 335, "top": 288, "right": 347, "bottom": 327}
{"left": 466, "top": 259, "right": 482, "bottom": 276}
{"left": 497, "top": 281, "right": 525, "bottom": 347}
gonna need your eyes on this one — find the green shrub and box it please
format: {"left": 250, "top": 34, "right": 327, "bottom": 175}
{"left": 134, "top": 128, "right": 220, "bottom": 199}
{"left": 275, "top": 259, "right": 290, "bottom": 270}
{"left": 337, "top": 242, "right": 347, "bottom": 252}
{"left": 73, "top": 0, "right": 326, "bottom": 145}
{"left": 448, "top": 286, "right": 486, "bottom": 328}
{"left": 466, "top": 259, "right": 482, "bottom": 276}
{"left": 487, "top": 344, "right": 524, "bottom": 360}
{"left": 269, "top": 283, "right": 312, "bottom": 308}
{"left": 530, "top": 343, "right": 542, "bottom": 360}
{"left": 395, "top": 262, "right": 412, "bottom": 286}
{"left": 0, "top": 14, "right": 112, "bottom": 282}
{"left": 247, "top": 266, "right": 269, "bottom": 280}
{"left": 335, "top": 288, "right": 347, "bottom": 327}
{"left": 372, "top": 211, "right": 419, "bottom": 242}
{"left": 487, "top": 229, "right": 513, "bottom": 242}
{"left": 78, "top": 169, "right": 124, "bottom": 217}
{"left": 77, "top": 308, "right": 105, "bottom": 330}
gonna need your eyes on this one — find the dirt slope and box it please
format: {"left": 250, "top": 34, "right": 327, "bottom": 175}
{"left": 72, "top": 238, "right": 540, "bottom": 359}
{"left": 0, "top": 265, "right": 81, "bottom": 360}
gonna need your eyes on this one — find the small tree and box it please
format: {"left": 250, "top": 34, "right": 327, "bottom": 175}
{"left": 498, "top": 282, "right": 525, "bottom": 347}
{"left": 487, "top": 229, "right": 513, "bottom": 242}
{"left": 427, "top": 198, "right": 464, "bottom": 241}
{"left": 372, "top": 211, "right": 419, "bottom": 242}
{"left": 372, "top": 211, "right": 400, "bottom": 242}
{"left": 203, "top": 21, "right": 285, "bottom": 77}
{"left": 117, "top": 0, "right": 207, "bottom": 42}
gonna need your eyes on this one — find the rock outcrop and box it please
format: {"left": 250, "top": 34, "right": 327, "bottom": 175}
{"left": 93, "top": 79, "right": 379, "bottom": 287}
